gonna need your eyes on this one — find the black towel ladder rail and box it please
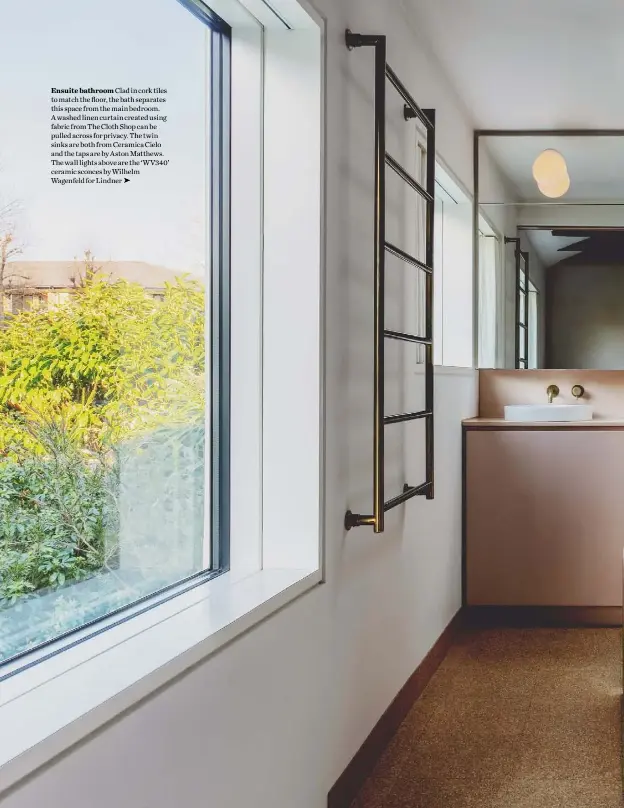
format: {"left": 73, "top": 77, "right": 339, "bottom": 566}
{"left": 344, "top": 29, "right": 436, "bottom": 533}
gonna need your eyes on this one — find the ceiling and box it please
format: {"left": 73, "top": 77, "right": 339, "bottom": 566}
{"left": 406, "top": 0, "right": 624, "bottom": 129}
{"left": 481, "top": 136, "right": 624, "bottom": 202}
{"left": 406, "top": 1, "right": 624, "bottom": 268}
{"left": 524, "top": 230, "right": 583, "bottom": 268}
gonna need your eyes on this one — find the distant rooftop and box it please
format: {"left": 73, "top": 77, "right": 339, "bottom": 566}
{"left": 4, "top": 261, "right": 190, "bottom": 291}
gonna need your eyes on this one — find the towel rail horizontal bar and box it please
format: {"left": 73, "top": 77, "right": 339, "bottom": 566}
{"left": 385, "top": 241, "right": 432, "bottom": 273}
{"left": 384, "top": 409, "right": 432, "bottom": 426}
{"left": 384, "top": 329, "right": 431, "bottom": 345}
{"left": 345, "top": 482, "right": 431, "bottom": 529}
{"left": 385, "top": 153, "right": 433, "bottom": 203}
{"left": 385, "top": 64, "right": 433, "bottom": 130}
{"left": 385, "top": 481, "right": 431, "bottom": 510}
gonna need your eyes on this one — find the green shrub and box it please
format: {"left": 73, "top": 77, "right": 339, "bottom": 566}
{"left": 0, "top": 420, "right": 118, "bottom": 607}
{"left": 0, "top": 258, "right": 206, "bottom": 616}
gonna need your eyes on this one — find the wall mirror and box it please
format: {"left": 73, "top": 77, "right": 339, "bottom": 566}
{"left": 475, "top": 130, "right": 624, "bottom": 370}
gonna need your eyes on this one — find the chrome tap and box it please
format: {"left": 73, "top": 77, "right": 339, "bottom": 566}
{"left": 547, "top": 384, "right": 559, "bottom": 404}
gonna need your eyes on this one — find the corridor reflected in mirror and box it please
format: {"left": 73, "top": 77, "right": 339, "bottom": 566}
{"left": 475, "top": 132, "right": 624, "bottom": 369}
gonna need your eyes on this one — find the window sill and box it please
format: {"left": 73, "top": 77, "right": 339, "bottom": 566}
{"left": 0, "top": 566, "right": 321, "bottom": 796}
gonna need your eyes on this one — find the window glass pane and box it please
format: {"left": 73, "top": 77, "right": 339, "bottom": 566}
{"left": 0, "top": 0, "right": 218, "bottom": 663}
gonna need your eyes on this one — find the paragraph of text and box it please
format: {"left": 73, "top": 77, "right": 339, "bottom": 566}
{"left": 50, "top": 86, "right": 169, "bottom": 185}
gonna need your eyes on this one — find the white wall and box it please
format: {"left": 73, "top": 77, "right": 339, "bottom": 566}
{"left": 517, "top": 204, "right": 624, "bottom": 229}
{"left": 547, "top": 262, "right": 624, "bottom": 369}
{"left": 2, "top": 2, "right": 478, "bottom": 806}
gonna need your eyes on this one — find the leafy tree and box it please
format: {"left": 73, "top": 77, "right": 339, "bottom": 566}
{"left": 0, "top": 255, "right": 206, "bottom": 620}
{"left": 0, "top": 257, "right": 205, "bottom": 456}
{"left": 0, "top": 201, "right": 30, "bottom": 323}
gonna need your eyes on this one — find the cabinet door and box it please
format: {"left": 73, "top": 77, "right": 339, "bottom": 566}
{"left": 466, "top": 429, "right": 624, "bottom": 606}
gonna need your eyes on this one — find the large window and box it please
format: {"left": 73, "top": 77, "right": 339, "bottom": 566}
{"left": 0, "top": 0, "right": 230, "bottom": 665}
{"left": 0, "top": 0, "right": 322, "bottom": 781}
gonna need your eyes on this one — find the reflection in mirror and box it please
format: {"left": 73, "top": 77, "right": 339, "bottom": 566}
{"left": 475, "top": 132, "right": 624, "bottom": 370}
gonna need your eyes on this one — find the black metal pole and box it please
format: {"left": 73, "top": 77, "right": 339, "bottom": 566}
{"left": 372, "top": 36, "right": 387, "bottom": 531}
{"left": 476, "top": 128, "right": 624, "bottom": 138}
{"left": 343, "top": 30, "right": 386, "bottom": 532}
{"left": 424, "top": 109, "right": 436, "bottom": 500}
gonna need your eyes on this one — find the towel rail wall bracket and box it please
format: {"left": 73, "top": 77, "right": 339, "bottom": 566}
{"left": 344, "top": 29, "right": 436, "bottom": 533}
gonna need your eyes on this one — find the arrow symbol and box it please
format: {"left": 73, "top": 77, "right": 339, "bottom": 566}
{"left": 124, "top": 177, "right": 130, "bottom": 183}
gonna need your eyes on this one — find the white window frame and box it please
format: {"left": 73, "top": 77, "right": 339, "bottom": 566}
{"left": 432, "top": 162, "right": 474, "bottom": 368}
{"left": 0, "top": 0, "right": 325, "bottom": 794}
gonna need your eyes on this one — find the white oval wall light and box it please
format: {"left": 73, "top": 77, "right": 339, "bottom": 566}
{"left": 537, "top": 172, "right": 571, "bottom": 199}
{"left": 532, "top": 149, "right": 568, "bottom": 184}
{"left": 532, "top": 148, "right": 570, "bottom": 198}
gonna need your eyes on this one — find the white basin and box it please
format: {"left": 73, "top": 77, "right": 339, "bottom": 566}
{"left": 504, "top": 404, "right": 593, "bottom": 422}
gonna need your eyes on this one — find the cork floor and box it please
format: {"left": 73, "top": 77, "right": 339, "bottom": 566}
{"left": 352, "top": 628, "right": 623, "bottom": 808}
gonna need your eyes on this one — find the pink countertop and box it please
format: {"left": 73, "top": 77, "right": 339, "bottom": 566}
{"left": 463, "top": 417, "right": 624, "bottom": 428}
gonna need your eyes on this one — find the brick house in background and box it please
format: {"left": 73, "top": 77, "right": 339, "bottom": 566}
{"left": 3, "top": 261, "right": 186, "bottom": 313}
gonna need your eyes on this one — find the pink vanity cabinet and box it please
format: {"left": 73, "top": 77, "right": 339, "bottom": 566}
{"left": 465, "top": 424, "right": 624, "bottom": 608}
